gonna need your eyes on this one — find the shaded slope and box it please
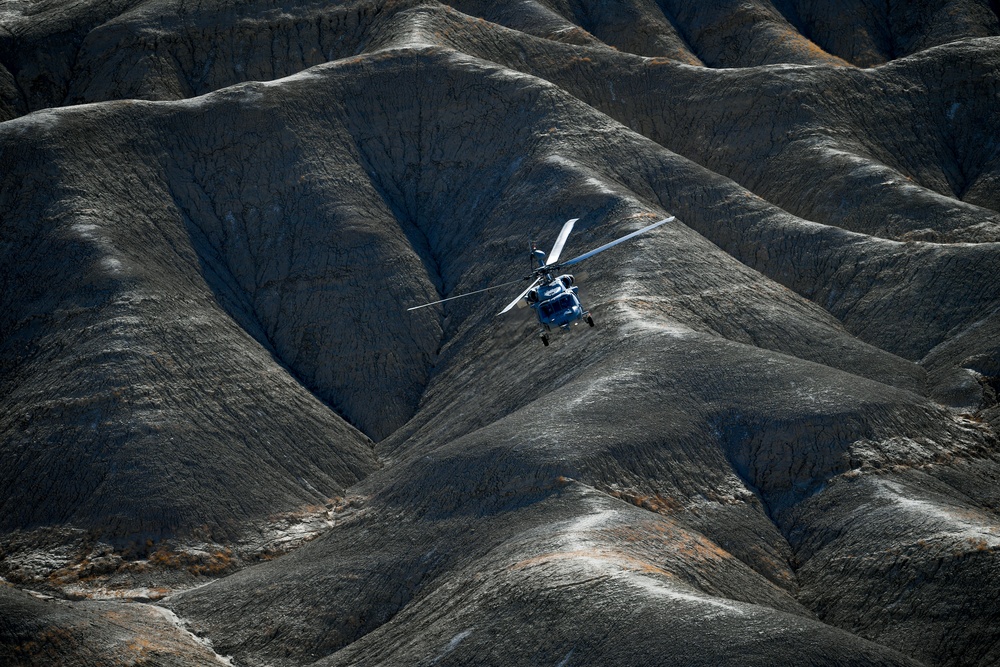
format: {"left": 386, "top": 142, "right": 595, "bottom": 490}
{"left": 357, "top": 6, "right": 1000, "bottom": 392}
{"left": 374, "top": 5, "right": 1000, "bottom": 241}
{"left": 777, "top": 0, "right": 1000, "bottom": 66}
{"left": 0, "top": 95, "right": 383, "bottom": 553}
{"left": 152, "top": 48, "right": 1000, "bottom": 667}
{"left": 171, "top": 318, "right": 1000, "bottom": 666}
{"left": 1, "top": 2, "right": 999, "bottom": 667}
{"left": 169, "top": 317, "right": 997, "bottom": 666}
{"left": 3, "top": 0, "right": 998, "bottom": 121}
{"left": 6, "top": 0, "right": 999, "bottom": 245}
{"left": 0, "top": 0, "right": 144, "bottom": 119}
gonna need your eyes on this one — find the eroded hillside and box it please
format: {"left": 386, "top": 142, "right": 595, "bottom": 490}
{"left": 2, "top": 1, "right": 1000, "bottom": 666}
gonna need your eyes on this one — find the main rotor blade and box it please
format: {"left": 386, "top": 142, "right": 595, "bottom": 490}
{"left": 560, "top": 216, "right": 674, "bottom": 267}
{"left": 498, "top": 277, "right": 542, "bottom": 314}
{"left": 408, "top": 278, "right": 524, "bottom": 311}
{"left": 546, "top": 218, "right": 578, "bottom": 265}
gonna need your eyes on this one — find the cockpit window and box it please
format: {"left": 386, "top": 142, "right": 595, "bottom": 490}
{"left": 540, "top": 295, "right": 575, "bottom": 317}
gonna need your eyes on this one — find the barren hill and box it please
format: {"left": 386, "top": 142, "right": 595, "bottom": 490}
{"left": 2, "top": 1, "right": 1000, "bottom": 666}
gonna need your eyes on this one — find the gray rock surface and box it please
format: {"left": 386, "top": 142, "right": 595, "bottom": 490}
{"left": 0, "top": 583, "right": 224, "bottom": 666}
{"left": 2, "top": 1, "right": 1000, "bottom": 666}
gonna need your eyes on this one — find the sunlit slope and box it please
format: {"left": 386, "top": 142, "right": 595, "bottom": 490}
{"left": 1, "top": 2, "right": 999, "bottom": 667}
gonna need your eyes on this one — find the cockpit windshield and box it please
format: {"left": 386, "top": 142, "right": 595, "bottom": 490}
{"left": 540, "top": 295, "right": 575, "bottom": 318}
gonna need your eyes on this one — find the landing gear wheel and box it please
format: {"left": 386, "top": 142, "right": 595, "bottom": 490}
{"left": 586, "top": 315, "right": 594, "bottom": 327}
{"left": 540, "top": 333, "right": 550, "bottom": 346}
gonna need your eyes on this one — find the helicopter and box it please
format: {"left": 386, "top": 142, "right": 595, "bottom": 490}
{"left": 408, "top": 214, "right": 674, "bottom": 345}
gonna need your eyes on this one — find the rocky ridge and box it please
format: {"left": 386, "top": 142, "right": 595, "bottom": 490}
{"left": 1, "top": 1, "right": 1000, "bottom": 666}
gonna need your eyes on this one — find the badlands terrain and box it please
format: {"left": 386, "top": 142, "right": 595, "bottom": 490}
{"left": 2, "top": 0, "right": 1000, "bottom": 665}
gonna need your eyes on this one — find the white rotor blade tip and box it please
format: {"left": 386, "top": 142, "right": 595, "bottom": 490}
{"left": 499, "top": 278, "right": 542, "bottom": 314}
{"left": 546, "top": 218, "right": 578, "bottom": 265}
{"left": 561, "top": 216, "right": 674, "bottom": 267}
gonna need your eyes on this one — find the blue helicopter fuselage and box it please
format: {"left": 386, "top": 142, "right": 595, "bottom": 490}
{"left": 530, "top": 276, "right": 586, "bottom": 329}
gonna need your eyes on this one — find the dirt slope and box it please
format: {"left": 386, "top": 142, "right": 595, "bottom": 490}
{"left": 2, "top": 1, "right": 1000, "bottom": 666}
